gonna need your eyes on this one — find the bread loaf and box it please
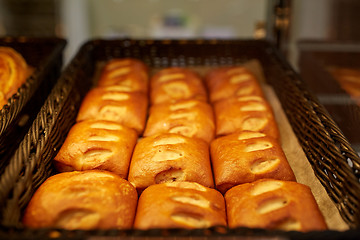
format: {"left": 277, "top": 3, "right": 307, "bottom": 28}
{"left": 213, "top": 95, "right": 280, "bottom": 139}
{"left": 128, "top": 133, "right": 214, "bottom": 192}
{"left": 225, "top": 179, "right": 327, "bottom": 231}
{"left": 23, "top": 170, "right": 138, "bottom": 230}
{"left": 144, "top": 99, "right": 215, "bottom": 143}
{"left": 210, "top": 131, "right": 295, "bottom": 194}
{"left": 150, "top": 67, "right": 207, "bottom": 104}
{"left": 0, "top": 47, "right": 33, "bottom": 107}
{"left": 134, "top": 181, "right": 226, "bottom": 229}
{"left": 54, "top": 120, "right": 138, "bottom": 178}
{"left": 205, "top": 66, "right": 264, "bottom": 103}
{"left": 97, "top": 58, "right": 149, "bottom": 93}
{"left": 76, "top": 87, "right": 148, "bottom": 134}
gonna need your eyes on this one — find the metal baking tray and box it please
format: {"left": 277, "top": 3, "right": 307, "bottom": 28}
{"left": 0, "top": 37, "right": 66, "bottom": 173}
{"left": 0, "top": 39, "right": 359, "bottom": 239}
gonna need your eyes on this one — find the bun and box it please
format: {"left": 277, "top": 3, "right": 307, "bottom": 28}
{"left": 205, "top": 66, "right": 264, "bottom": 103}
{"left": 328, "top": 67, "right": 360, "bottom": 104}
{"left": 97, "top": 58, "right": 149, "bottom": 93}
{"left": 0, "top": 47, "right": 33, "bottom": 107}
{"left": 210, "top": 131, "right": 295, "bottom": 194}
{"left": 54, "top": 120, "right": 138, "bottom": 178}
{"left": 213, "top": 95, "right": 280, "bottom": 139}
{"left": 225, "top": 179, "right": 327, "bottom": 231}
{"left": 128, "top": 133, "right": 214, "bottom": 192}
{"left": 144, "top": 99, "right": 215, "bottom": 143}
{"left": 23, "top": 170, "right": 138, "bottom": 230}
{"left": 150, "top": 67, "right": 207, "bottom": 104}
{"left": 134, "top": 181, "right": 226, "bottom": 229}
{"left": 76, "top": 87, "right": 148, "bottom": 134}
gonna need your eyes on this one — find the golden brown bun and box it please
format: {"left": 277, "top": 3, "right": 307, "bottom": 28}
{"left": 54, "top": 120, "right": 138, "bottom": 178}
{"left": 97, "top": 58, "right": 149, "bottom": 93}
{"left": 144, "top": 99, "right": 215, "bottom": 143}
{"left": 225, "top": 179, "right": 327, "bottom": 231}
{"left": 23, "top": 170, "right": 138, "bottom": 230}
{"left": 210, "top": 131, "right": 296, "bottom": 194}
{"left": 134, "top": 181, "right": 226, "bottom": 229}
{"left": 128, "top": 133, "right": 214, "bottom": 192}
{"left": 205, "top": 66, "right": 264, "bottom": 103}
{"left": 0, "top": 47, "right": 33, "bottom": 107}
{"left": 76, "top": 87, "right": 148, "bottom": 134}
{"left": 150, "top": 67, "right": 207, "bottom": 104}
{"left": 213, "top": 95, "right": 280, "bottom": 139}
{"left": 328, "top": 67, "right": 360, "bottom": 104}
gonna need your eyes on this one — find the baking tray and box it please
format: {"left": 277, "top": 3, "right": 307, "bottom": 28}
{"left": 0, "top": 37, "right": 66, "bottom": 173}
{"left": 298, "top": 40, "right": 360, "bottom": 154}
{"left": 0, "top": 39, "right": 359, "bottom": 239}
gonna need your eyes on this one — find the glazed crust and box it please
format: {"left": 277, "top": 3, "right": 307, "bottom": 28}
{"left": 144, "top": 99, "right": 215, "bottom": 143}
{"left": 97, "top": 58, "right": 149, "bottom": 93}
{"left": 150, "top": 67, "right": 207, "bottom": 104}
{"left": 225, "top": 179, "right": 327, "bottom": 232}
{"left": 76, "top": 87, "right": 148, "bottom": 134}
{"left": 210, "top": 131, "right": 295, "bottom": 194}
{"left": 23, "top": 170, "right": 138, "bottom": 230}
{"left": 54, "top": 120, "right": 138, "bottom": 178}
{"left": 205, "top": 66, "right": 264, "bottom": 103}
{"left": 134, "top": 182, "right": 226, "bottom": 229}
{"left": 213, "top": 95, "right": 280, "bottom": 139}
{"left": 0, "top": 47, "right": 33, "bottom": 107}
{"left": 128, "top": 133, "right": 214, "bottom": 192}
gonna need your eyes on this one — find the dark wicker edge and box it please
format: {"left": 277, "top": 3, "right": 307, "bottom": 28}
{"left": 0, "top": 41, "right": 88, "bottom": 226}
{"left": 266, "top": 46, "right": 360, "bottom": 227}
{"left": 0, "top": 37, "right": 67, "bottom": 136}
{"left": 1, "top": 226, "right": 360, "bottom": 240}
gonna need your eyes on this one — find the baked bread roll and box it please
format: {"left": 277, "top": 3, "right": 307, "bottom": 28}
{"left": 213, "top": 95, "right": 280, "bottom": 139}
{"left": 144, "top": 99, "right": 215, "bottom": 143}
{"left": 134, "top": 181, "right": 226, "bottom": 229}
{"left": 328, "top": 67, "right": 360, "bottom": 105}
{"left": 23, "top": 170, "right": 138, "bottom": 230}
{"left": 97, "top": 58, "right": 149, "bottom": 93}
{"left": 205, "top": 66, "right": 264, "bottom": 103}
{"left": 76, "top": 87, "right": 148, "bottom": 134}
{"left": 0, "top": 47, "right": 33, "bottom": 107}
{"left": 150, "top": 67, "right": 207, "bottom": 105}
{"left": 225, "top": 179, "right": 327, "bottom": 231}
{"left": 210, "top": 131, "right": 295, "bottom": 194}
{"left": 54, "top": 120, "right": 138, "bottom": 178}
{"left": 128, "top": 133, "right": 214, "bottom": 192}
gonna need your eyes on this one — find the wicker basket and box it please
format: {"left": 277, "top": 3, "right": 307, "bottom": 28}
{"left": 0, "top": 37, "right": 66, "bottom": 173}
{"left": 0, "top": 39, "right": 359, "bottom": 239}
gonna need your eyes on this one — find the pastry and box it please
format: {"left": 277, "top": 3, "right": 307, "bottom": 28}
{"left": 213, "top": 95, "right": 280, "bottom": 139}
{"left": 150, "top": 67, "right": 207, "bottom": 104}
{"left": 76, "top": 87, "right": 148, "bottom": 135}
{"left": 225, "top": 178, "right": 328, "bottom": 231}
{"left": 128, "top": 133, "right": 214, "bottom": 192}
{"left": 23, "top": 170, "right": 138, "bottom": 229}
{"left": 210, "top": 131, "right": 295, "bottom": 194}
{"left": 205, "top": 66, "right": 264, "bottom": 103}
{"left": 144, "top": 99, "right": 215, "bottom": 143}
{"left": 0, "top": 47, "right": 33, "bottom": 107}
{"left": 54, "top": 120, "right": 138, "bottom": 178}
{"left": 97, "top": 58, "right": 149, "bottom": 93}
{"left": 134, "top": 181, "right": 226, "bottom": 229}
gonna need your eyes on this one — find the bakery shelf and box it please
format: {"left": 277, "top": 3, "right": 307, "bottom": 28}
{"left": 0, "top": 39, "right": 359, "bottom": 239}
{"left": 0, "top": 37, "right": 66, "bottom": 173}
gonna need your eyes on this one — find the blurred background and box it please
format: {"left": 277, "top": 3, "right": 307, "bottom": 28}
{"left": 2, "top": 0, "right": 357, "bottom": 67}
